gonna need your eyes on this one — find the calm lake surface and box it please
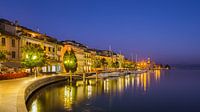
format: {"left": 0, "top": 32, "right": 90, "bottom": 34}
{"left": 27, "top": 70, "right": 200, "bottom": 112}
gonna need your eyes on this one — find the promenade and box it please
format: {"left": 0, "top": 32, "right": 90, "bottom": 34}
{"left": 0, "top": 74, "right": 79, "bottom": 112}
{"left": 0, "top": 71, "right": 142, "bottom": 112}
{"left": 0, "top": 76, "right": 40, "bottom": 112}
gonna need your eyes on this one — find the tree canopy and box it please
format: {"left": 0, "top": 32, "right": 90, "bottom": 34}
{"left": 21, "top": 45, "right": 46, "bottom": 70}
{"left": 92, "top": 58, "right": 101, "bottom": 69}
{"left": 63, "top": 49, "right": 77, "bottom": 73}
{"left": 111, "top": 61, "right": 119, "bottom": 68}
{"left": 0, "top": 51, "right": 7, "bottom": 62}
{"left": 100, "top": 58, "right": 108, "bottom": 68}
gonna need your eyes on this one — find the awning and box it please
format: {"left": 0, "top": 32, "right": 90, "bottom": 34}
{"left": 1, "top": 62, "right": 21, "bottom": 68}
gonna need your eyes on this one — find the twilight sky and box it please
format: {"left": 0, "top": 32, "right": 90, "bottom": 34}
{"left": 1, "top": 0, "right": 200, "bottom": 65}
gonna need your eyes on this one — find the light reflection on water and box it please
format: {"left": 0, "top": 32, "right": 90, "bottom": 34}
{"left": 28, "top": 70, "right": 161, "bottom": 112}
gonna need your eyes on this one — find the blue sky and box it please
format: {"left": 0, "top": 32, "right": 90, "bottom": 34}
{"left": 1, "top": 0, "right": 200, "bottom": 64}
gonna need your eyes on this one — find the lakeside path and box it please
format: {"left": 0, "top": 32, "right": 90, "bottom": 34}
{"left": 0, "top": 71, "right": 146, "bottom": 112}
{"left": 0, "top": 74, "right": 79, "bottom": 112}
{"left": 0, "top": 76, "right": 41, "bottom": 112}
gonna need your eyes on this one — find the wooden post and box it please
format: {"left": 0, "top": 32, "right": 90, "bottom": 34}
{"left": 70, "top": 71, "right": 72, "bottom": 83}
{"left": 96, "top": 72, "right": 98, "bottom": 83}
{"left": 83, "top": 72, "right": 86, "bottom": 83}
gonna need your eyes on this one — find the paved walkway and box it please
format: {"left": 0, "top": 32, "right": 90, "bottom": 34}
{"left": 0, "top": 76, "right": 42, "bottom": 112}
{"left": 0, "top": 74, "right": 80, "bottom": 112}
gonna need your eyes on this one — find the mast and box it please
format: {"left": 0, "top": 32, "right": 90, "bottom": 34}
{"left": 135, "top": 54, "right": 138, "bottom": 63}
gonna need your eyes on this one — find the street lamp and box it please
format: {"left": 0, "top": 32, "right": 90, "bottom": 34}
{"left": 26, "top": 54, "right": 37, "bottom": 77}
{"left": 32, "top": 55, "right": 37, "bottom": 60}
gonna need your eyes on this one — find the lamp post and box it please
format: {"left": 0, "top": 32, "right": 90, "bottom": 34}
{"left": 32, "top": 55, "right": 37, "bottom": 78}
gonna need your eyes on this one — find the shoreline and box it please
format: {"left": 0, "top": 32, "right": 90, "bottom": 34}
{"left": 17, "top": 76, "right": 68, "bottom": 112}
{"left": 0, "top": 70, "right": 148, "bottom": 112}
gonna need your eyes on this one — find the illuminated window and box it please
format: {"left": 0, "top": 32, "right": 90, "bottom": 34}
{"left": 42, "top": 67, "right": 47, "bottom": 72}
{"left": 52, "top": 65, "right": 56, "bottom": 72}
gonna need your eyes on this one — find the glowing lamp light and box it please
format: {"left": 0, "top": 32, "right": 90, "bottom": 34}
{"left": 26, "top": 54, "right": 29, "bottom": 59}
{"left": 32, "top": 55, "right": 37, "bottom": 60}
{"left": 64, "top": 60, "right": 71, "bottom": 64}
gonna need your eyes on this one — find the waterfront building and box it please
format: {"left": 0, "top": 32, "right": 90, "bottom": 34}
{"left": 0, "top": 19, "right": 62, "bottom": 73}
{"left": 0, "top": 18, "right": 131, "bottom": 74}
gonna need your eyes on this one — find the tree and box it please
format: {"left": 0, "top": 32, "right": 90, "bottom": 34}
{"left": 165, "top": 64, "right": 171, "bottom": 70}
{"left": 100, "top": 58, "right": 108, "bottom": 70}
{"left": 92, "top": 58, "right": 101, "bottom": 69}
{"left": 0, "top": 51, "right": 7, "bottom": 72}
{"left": 63, "top": 49, "right": 77, "bottom": 73}
{"left": 111, "top": 61, "right": 119, "bottom": 68}
{"left": 21, "top": 45, "right": 46, "bottom": 75}
{"left": 92, "top": 58, "right": 101, "bottom": 82}
{"left": 63, "top": 49, "right": 77, "bottom": 82}
{"left": 0, "top": 51, "right": 6, "bottom": 62}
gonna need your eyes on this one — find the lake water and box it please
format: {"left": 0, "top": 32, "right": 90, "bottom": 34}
{"left": 27, "top": 70, "right": 200, "bottom": 112}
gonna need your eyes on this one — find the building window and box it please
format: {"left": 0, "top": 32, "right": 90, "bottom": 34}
{"left": 53, "top": 48, "right": 55, "bottom": 52}
{"left": 2, "top": 38, "right": 6, "bottom": 46}
{"left": 12, "top": 51, "right": 16, "bottom": 58}
{"left": 58, "top": 56, "right": 61, "bottom": 61}
{"left": 48, "top": 47, "right": 51, "bottom": 52}
{"left": 52, "top": 65, "right": 56, "bottom": 72}
{"left": 44, "top": 46, "right": 46, "bottom": 51}
{"left": 12, "top": 39, "right": 15, "bottom": 47}
{"left": 58, "top": 47, "right": 61, "bottom": 51}
{"left": 26, "top": 42, "right": 29, "bottom": 45}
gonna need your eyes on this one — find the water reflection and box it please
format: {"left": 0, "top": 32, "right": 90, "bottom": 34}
{"left": 28, "top": 70, "right": 161, "bottom": 112}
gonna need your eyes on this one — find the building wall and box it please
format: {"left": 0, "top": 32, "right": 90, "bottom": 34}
{"left": 84, "top": 52, "right": 92, "bottom": 72}
{"left": 61, "top": 44, "right": 86, "bottom": 73}
{"left": 0, "top": 19, "right": 127, "bottom": 74}
{"left": 0, "top": 33, "right": 20, "bottom": 61}
{"left": 0, "top": 21, "right": 63, "bottom": 73}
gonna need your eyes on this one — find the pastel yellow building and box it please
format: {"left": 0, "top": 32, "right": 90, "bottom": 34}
{"left": 0, "top": 18, "right": 128, "bottom": 74}
{"left": 0, "top": 19, "right": 63, "bottom": 73}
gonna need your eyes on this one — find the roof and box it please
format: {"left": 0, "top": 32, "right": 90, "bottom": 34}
{"left": 0, "top": 29, "right": 20, "bottom": 39}
{"left": 0, "top": 18, "right": 39, "bottom": 34}
{"left": 0, "top": 18, "right": 59, "bottom": 44}
{"left": 61, "top": 40, "right": 88, "bottom": 48}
